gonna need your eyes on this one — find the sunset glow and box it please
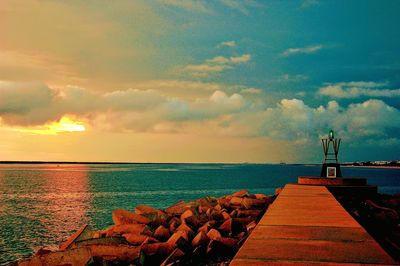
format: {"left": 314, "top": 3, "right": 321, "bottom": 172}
{"left": 15, "top": 117, "right": 86, "bottom": 135}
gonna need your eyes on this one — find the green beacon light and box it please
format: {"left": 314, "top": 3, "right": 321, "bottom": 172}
{"left": 329, "top": 130, "right": 334, "bottom": 140}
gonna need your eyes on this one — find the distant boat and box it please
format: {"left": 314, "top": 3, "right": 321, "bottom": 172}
{"left": 279, "top": 161, "right": 286, "bottom": 165}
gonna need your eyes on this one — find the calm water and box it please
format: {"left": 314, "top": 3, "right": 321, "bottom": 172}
{"left": 0, "top": 163, "right": 399, "bottom": 264}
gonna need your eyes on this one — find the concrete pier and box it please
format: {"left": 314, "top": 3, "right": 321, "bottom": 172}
{"left": 230, "top": 184, "right": 397, "bottom": 265}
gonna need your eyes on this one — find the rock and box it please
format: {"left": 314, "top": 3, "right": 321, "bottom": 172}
{"left": 233, "top": 217, "right": 254, "bottom": 231}
{"left": 20, "top": 247, "right": 93, "bottom": 266}
{"left": 241, "top": 198, "right": 265, "bottom": 209}
{"left": 231, "top": 190, "right": 249, "bottom": 198}
{"left": 191, "top": 231, "right": 209, "bottom": 247}
{"left": 216, "top": 237, "right": 238, "bottom": 248}
{"left": 75, "top": 236, "right": 128, "bottom": 247}
{"left": 59, "top": 224, "right": 93, "bottom": 250}
{"left": 154, "top": 225, "right": 170, "bottom": 241}
{"left": 255, "top": 194, "right": 274, "bottom": 204}
{"left": 165, "top": 201, "right": 190, "bottom": 216}
{"left": 141, "top": 212, "right": 169, "bottom": 227}
{"left": 184, "top": 215, "right": 200, "bottom": 229}
{"left": 237, "top": 231, "right": 247, "bottom": 241}
{"left": 246, "top": 221, "right": 257, "bottom": 232}
{"left": 35, "top": 248, "right": 52, "bottom": 256}
{"left": 206, "top": 239, "right": 235, "bottom": 258}
{"left": 141, "top": 242, "right": 174, "bottom": 256}
{"left": 106, "top": 223, "right": 146, "bottom": 236}
{"left": 198, "top": 223, "right": 211, "bottom": 234}
{"left": 198, "top": 205, "right": 210, "bottom": 214}
{"left": 142, "top": 226, "right": 154, "bottom": 236}
{"left": 167, "top": 231, "right": 189, "bottom": 247}
{"left": 217, "top": 197, "right": 231, "bottom": 209}
{"left": 135, "top": 204, "right": 164, "bottom": 215}
{"left": 88, "top": 244, "right": 141, "bottom": 262}
{"left": 112, "top": 209, "right": 151, "bottom": 225}
{"left": 92, "top": 231, "right": 102, "bottom": 239}
{"left": 221, "top": 211, "right": 231, "bottom": 220}
{"left": 197, "top": 213, "right": 210, "bottom": 224}
{"left": 218, "top": 218, "right": 232, "bottom": 234}
{"left": 176, "top": 223, "right": 194, "bottom": 237}
{"left": 169, "top": 219, "right": 180, "bottom": 233}
{"left": 230, "top": 197, "right": 243, "bottom": 206}
{"left": 181, "top": 209, "right": 194, "bottom": 220}
{"left": 366, "top": 200, "right": 399, "bottom": 220}
{"left": 207, "top": 229, "right": 222, "bottom": 240}
{"left": 237, "top": 209, "right": 263, "bottom": 218}
{"left": 214, "top": 204, "right": 222, "bottom": 211}
{"left": 160, "top": 248, "right": 185, "bottom": 266}
{"left": 196, "top": 197, "right": 217, "bottom": 209}
{"left": 123, "top": 234, "right": 157, "bottom": 245}
{"left": 207, "top": 209, "right": 223, "bottom": 221}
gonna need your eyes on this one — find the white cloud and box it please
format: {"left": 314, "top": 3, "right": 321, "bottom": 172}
{"left": 185, "top": 64, "right": 228, "bottom": 73}
{"left": 281, "top": 45, "right": 324, "bottom": 57}
{"left": 230, "top": 54, "right": 251, "bottom": 63}
{"left": 1, "top": 81, "right": 399, "bottom": 145}
{"left": 218, "top": 41, "right": 236, "bottom": 48}
{"left": 240, "top": 87, "right": 262, "bottom": 94}
{"left": 186, "top": 54, "right": 251, "bottom": 76}
{"left": 318, "top": 81, "right": 400, "bottom": 98}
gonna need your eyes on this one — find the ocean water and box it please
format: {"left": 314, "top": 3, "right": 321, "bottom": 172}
{"left": 0, "top": 163, "right": 399, "bottom": 264}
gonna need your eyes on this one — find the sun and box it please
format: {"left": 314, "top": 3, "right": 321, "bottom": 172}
{"left": 48, "top": 117, "right": 86, "bottom": 133}
{"left": 15, "top": 117, "right": 86, "bottom": 135}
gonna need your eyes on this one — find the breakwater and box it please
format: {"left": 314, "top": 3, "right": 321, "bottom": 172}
{"left": 17, "top": 190, "right": 276, "bottom": 265}
{"left": 231, "top": 184, "right": 397, "bottom": 265}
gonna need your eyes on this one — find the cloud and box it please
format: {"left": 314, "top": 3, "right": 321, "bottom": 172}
{"left": 318, "top": 81, "right": 400, "bottom": 98}
{"left": 301, "top": 0, "right": 320, "bottom": 8}
{"left": 219, "top": 0, "right": 263, "bottom": 15}
{"left": 0, "top": 81, "right": 250, "bottom": 129}
{"left": 186, "top": 54, "right": 251, "bottom": 76}
{"left": 220, "top": 0, "right": 250, "bottom": 15}
{"left": 1, "top": 81, "right": 400, "bottom": 148}
{"left": 279, "top": 74, "right": 309, "bottom": 82}
{"left": 230, "top": 54, "right": 252, "bottom": 63}
{"left": 240, "top": 88, "right": 262, "bottom": 94}
{"left": 0, "top": 81, "right": 54, "bottom": 114}
{"left": 281, "top": 45, "right": 324, "bottom": 57}
{"left": 221, "top": 98, "right": 400, "bottom": 144}
{"left": 0, "top": 1, "right": 168, "bottom": 90}
{"left": 218, "top": 41, "right": 236, "bottom": 48}
{"left": 160, "top": 0, "right": 212, "bottom": 13}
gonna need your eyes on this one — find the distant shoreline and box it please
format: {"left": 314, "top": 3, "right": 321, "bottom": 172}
{"left": 342, "top": 165, "right": 400, "bottom": 169}
{"left": 0, "top": 161, "right": 399, "bottom": 168}
{"left": 0, "top": 161, "right": 289, "bottom": 165}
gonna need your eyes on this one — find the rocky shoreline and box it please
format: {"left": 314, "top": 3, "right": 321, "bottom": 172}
{"left": 16, "top": 189, "right": 276, "bottom": 265}
{"left": 335, "top": 192, "right": 400, "bottom": 261}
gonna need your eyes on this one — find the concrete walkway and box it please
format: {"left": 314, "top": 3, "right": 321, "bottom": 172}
{"left": 230, "top": 184, "right": 397, "bottom": 265}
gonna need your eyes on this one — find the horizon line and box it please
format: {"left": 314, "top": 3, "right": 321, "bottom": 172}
{"left": 0, "top": 160, "right": 312, "bottom": 165}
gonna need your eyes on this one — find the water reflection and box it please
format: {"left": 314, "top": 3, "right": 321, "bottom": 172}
{"left": 0, "top": 164, "right": 92, "bottom": 264}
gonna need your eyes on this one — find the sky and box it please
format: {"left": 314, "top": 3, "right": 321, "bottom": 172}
{"left": 0, "top": 0, "right": 399, "bottom": 163}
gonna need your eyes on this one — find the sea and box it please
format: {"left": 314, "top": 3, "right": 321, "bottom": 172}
{"left": 0, "top": 163, "right": 399, "bottom": 264}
